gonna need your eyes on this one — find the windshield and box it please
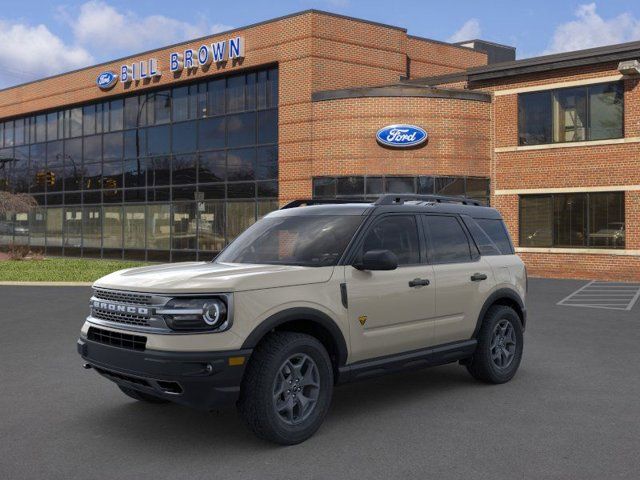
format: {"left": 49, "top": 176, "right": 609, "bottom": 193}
{"left": 216, "top": 215, "right": 364, "bottom": 266}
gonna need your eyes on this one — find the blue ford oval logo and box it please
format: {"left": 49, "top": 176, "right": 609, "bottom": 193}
{"left": 96, "top": 71, "right": 118, "bottom": 90}
{"left": 376, "top": 124, "right": 427, "bottom": 148}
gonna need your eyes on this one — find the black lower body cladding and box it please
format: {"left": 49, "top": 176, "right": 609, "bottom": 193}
{"left": 77, "top": 336, "right": 252, "bottom": 410}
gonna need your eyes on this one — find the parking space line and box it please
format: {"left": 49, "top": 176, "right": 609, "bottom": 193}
{"left": 557, "top": 281, "right": 640, "bottom": 311}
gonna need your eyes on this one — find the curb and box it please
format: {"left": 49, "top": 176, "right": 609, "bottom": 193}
{"left": 0, "top": 281, "right": 94, "bottom": 287}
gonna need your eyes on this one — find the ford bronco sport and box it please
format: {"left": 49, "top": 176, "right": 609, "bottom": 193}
{"left": 77, "top": 194, "right": 527, "bottom": 444}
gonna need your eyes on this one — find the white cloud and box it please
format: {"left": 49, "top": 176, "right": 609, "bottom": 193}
{"left": 0, "top": 1, "right": 235, "bottom": 88}
{"left": 544, "top": 3, "right": 640, "bottom": 54}
{"left": 63, "top": 1, "right": 233, "bottom": 58}
{"left": 0, "top": 20, "right": 93, "bottom": 87}
{"left": 448, "top": 19, "right": 481, "bottom": 43}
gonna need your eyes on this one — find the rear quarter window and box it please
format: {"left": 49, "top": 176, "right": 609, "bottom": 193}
{"left": 475, "top": 218, "right": 514, "bottom": 255}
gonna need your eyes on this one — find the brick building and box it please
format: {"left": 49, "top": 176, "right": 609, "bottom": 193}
{"left": 0, "top": 9, "right": 637, "bottom": 280}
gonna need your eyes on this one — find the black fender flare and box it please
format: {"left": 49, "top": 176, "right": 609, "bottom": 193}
{"left": 472, "top": 288, "right": 526, "bottom": 338}
{"left": 241, "top": 307, "right": 349, "bottom": 367}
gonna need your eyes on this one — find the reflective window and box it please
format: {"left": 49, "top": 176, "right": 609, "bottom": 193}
{"left": 519, "top": 192, "right": 624, "bottom": 249}
{"left": 172, "top": 202, "right": 197, "bottom": 250}
{"left": 198, "top": 117, "right": 225, "bottom": 150}
{"left": 1, "top": 66, "right": 278, "bottom": 258}
{"left": 198, "top": 201, "right": 225, "bottom": 252}
{"left": 83, "top": 206, "right": 102, "bottom": 248}
{"left": 227, "top": 112, "right": 256, "bottom": 147}
{"left": 172, "top": 121, "right": 197, "bottom": 153}
{"left": 103, "top": 206, "right": 123, "bottom": 248}
{"left": 361, "top": 215, "right": 420, "bottom": 265}
{"left": 147, "top": 204, "right": 171, "bottom": 250}
{"left": 424, "top": 215, "right": 472, "bottom": 264}
{"left": 124, "top": 205, "right": 145, "bottom": 249}
{"left": 227, "top": 148, "right": 255, "bottom": 181}
{"left": 519, "top": 82, "right": 623, "bottom": 145}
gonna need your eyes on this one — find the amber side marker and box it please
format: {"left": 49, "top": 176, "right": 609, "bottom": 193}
{"left": 228, "top": 356, "right": 246, "bottom": 366}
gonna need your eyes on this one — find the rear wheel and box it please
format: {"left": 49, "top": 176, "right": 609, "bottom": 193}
{"left": 118, "top": 385, "right": 170, "bottom": 404}
{"left": 238, "top": 331, "right": 334, "bottom": 445}
{"left": 466, "top": 305, "right": 523, "bottom": 384}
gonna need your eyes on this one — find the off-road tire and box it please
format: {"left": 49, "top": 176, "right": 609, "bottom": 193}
{"left": 238, "top": 331, "right": 334, "bottom": 445}
{"left": 466, "top": 305, "right": 523, "bottom": 384}
{"left": 118, "top": 385, "right": 170, "bottom": 404}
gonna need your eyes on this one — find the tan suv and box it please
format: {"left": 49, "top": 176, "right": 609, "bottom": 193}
{"left": 77, "top": 194, "right": 527, "bottom": 444}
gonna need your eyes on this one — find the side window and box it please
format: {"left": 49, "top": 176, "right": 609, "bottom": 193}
{"left": 423, "top": 215, "right": 472, "bottom": 264}
{"left": 462, "top": 216, "right": 501, "bottom": 256}
{"left": 476, "top": 218, "right": 514, "bottom": 254}
{"left": 361, "top": 215, "right": 420, "bottom": 265}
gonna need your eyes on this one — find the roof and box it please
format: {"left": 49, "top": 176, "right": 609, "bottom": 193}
{"left": 312, "top": 84, "right": 491, "bottom": 103}
{"left": 466, "top": 39, "right": 640, "bottom": 82}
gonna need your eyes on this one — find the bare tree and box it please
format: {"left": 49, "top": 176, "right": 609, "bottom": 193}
{"left": 0, "top": 191, "right": 37, "bottom": 216}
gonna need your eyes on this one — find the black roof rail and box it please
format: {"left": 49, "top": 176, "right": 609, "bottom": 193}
{"left": 374, "top": 194, "right": 482, "bottom": 206}
{"left": 280, "top": 199, "right": 372, "bottom": 209}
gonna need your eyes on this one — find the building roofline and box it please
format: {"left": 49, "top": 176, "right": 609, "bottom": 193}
{"left": 0, "top": 9, "right": 407, "bottom": 94}
{"left": 453, "top": 39, "right": 516, "bottom": 51}
{"left": 312, "top": 84, "right": 491, "bottom": 103}
{"left": 467, "top": 40, "right": 640, "bottom": 82}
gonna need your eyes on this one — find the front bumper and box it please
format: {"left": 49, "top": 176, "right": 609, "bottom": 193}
{"left": 77, "top": 337, "right": 252, "bottom": 410}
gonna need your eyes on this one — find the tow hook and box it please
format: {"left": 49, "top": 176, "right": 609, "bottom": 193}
{"left": 82, "top": 363, "right": 92, "bottom": 370}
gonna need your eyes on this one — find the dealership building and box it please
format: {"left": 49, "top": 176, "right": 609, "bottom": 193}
{"left": 0, "top": 10, "right": 638, "bottom": 280}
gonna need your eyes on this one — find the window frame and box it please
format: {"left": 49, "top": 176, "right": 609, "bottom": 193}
{"left": 517, "top": 81, "right": 624, "bottom": 146}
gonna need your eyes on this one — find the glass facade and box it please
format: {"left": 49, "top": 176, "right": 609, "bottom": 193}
{"left": 519, "top": 192, "right": 625, "bottom": 249}
{"left": 313, "top": 175, "right": 490, "bottom": 205}
{"left": 0, "top": 66, "right": 279, "bottom": 260}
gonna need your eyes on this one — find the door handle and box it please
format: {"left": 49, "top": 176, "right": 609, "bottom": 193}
{"left": 409, "top": 278, "right": 430, "bottom": 287}
{"left": 471, "top": 273, "right": 488, "bottom": 282}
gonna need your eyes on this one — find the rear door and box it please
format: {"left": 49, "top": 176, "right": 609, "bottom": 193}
{"left": 345, "top": 214, "right": 436, "bottom": 363}
{"left": 422, "top": 214, "right": 495, "bottom": 345}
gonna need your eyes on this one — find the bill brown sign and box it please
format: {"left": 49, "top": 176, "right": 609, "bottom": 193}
{"left": 98, "top": 36, "right": 245, "bottom": 89}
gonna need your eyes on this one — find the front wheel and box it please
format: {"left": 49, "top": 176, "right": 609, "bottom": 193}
{"left": 466, "top": 305, "right": 523, "bottom": 384}
{"left": 238, "top": 331, "right": 334, "bottom": 445}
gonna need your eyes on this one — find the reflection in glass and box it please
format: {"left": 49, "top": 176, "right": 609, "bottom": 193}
{"left": 198, "top": 201, "right": 225, "bottom": 252}
{"left": 172, "top": 202, "right": 197, "bottom": 250}
{"left": 46, "top": 208, "right": 63, "bottom": 247}
{"left": 147, "top": 204, "right": 171, "bottom": 250}
{"left": 227, "top": 201, "right": 255, "bottom": 241}
{"left": 124, "top": 205, "right": 145, "bottom": 249}
{"left": 103, "top": 206, "right": 123, "bottom": 248}
{"left": 83, "top": 206, "right": 102, "bottom": 248}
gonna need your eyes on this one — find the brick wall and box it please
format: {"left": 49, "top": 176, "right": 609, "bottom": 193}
{"left": 308, "top": 95, "right": 491, "bottom": 187}
{"left": 476, "top": 64, "right": 640, "bottom": 281}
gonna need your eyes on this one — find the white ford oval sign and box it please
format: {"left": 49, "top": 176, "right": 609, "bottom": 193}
{"left": 96, "top": 71, "right": 118, "bottom": 90}
{"left": 376, "top": 124, "right": 428, "bottom": 148}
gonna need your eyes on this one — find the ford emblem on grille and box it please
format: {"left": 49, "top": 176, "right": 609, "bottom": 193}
{"left": 376, "top": 124, "right": 427, "bottom": 148}
{"left": 96, "top": 71, "right": 118, "bottom": 90}
{"left": 92, "top": 300, "right": 150, "bottom": 316}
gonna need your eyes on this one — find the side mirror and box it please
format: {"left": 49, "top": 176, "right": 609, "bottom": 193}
{"left": 355, "top": 249, "right": 398, "bottom": 271}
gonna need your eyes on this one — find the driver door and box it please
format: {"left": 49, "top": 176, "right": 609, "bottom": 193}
{"left": 345, "top": 214, "right": 436, "bottom": 363}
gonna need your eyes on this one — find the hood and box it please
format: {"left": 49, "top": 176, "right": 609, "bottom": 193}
{"left": 93, "top": 262, "right": 335, "bottom": 293}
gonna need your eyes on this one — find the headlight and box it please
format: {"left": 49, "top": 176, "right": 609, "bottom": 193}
{"left": 158, "top": 297, "right": 230, "bottom": 332}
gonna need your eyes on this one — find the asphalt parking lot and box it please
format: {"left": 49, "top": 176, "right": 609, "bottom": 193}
{"left": 1, "top": 278, "right": 639, "bottom": 480}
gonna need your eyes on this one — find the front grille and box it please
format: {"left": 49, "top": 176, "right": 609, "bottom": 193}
{"left": 88, "top": 326, "right": 147, "bottom": 351}
{"left": 92, "top": 308, "right": 151, "bottom": 327}
{"left": 93, "top": 288, "right": 153, "bottom": 305}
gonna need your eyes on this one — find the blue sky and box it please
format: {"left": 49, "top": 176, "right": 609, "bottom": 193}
{"left": 1, "top": 0, "right": 640, "bottom": 88}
